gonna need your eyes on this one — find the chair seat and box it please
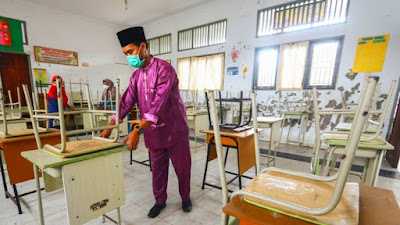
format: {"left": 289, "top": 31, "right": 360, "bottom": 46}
{"left": 243, "top": 171, "right": 359, "bottom": 225}
{"left": 43, "top": 139, "right": 124, "bottom": 158}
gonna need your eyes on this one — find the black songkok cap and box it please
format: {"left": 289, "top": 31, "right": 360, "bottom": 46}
{"left": 116, "top": 27, "right": 147, "bottom": 47}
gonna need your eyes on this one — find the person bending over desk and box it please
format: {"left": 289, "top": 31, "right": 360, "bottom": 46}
{"left": 100, "top": 26, "right": 192, "bottom": 218}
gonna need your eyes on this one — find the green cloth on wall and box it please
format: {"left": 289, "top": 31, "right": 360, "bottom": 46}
{"left": 0, "top": 16, "right": 24, "bottom": 53}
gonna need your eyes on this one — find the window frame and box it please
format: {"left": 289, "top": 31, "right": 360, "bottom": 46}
{"left": 303, "top": 36, "right": 344, "bottom": 89}
{"left": 177, "top": 19, "right": 227, "bottom": 52}
{"left": 253, "top": 45, "right": 280, "bottom": 90}
{"left": 147, "top": 33, "right": 172, "bottom": 56}
{"left": 256, "top": 0, "right": 350, "bottom": 38}
{"left": 253, "top": 36, "right": 344, "bottom": 90}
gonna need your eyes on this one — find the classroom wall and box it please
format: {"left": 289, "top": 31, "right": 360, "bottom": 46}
{"left": 0, "top": 0, "right": 133, "bottom": 99}
{"left": 142, "top": 0, "right": 400, "bottom": 146}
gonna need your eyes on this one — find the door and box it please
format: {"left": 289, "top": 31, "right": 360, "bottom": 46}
{"left": 386, "top": 93, "right": 400, "bottom": 168}
{"left": 0, "top": 51, "right": 32, "bottom": 106}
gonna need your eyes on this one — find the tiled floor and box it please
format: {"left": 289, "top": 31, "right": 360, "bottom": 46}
{"left": 1, "top": 135, "right": 399, "bottom": 225}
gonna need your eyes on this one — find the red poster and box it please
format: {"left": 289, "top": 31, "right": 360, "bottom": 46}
{"left": 0, "top": 20, "right": 12, "bottom": 46}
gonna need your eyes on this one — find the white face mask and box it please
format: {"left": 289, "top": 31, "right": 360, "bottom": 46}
{"left": 103, "top": 85, "right": 109, "bottom": 89}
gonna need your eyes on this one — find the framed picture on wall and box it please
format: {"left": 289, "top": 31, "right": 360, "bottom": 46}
{"left": 33, "top": 68, "right": 48, "bottom": 87}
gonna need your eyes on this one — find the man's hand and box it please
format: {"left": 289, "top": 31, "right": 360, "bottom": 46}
{"left": 100, "top": 119, "right": 116, "bottom": 138}
{"left": 123, "top": 130, "right": 140, "bottom": 151}
{"left": 100, "top": 129, "right": 112, "bottom": 138}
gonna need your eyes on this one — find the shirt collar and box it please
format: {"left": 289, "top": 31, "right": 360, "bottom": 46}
{"left": 143, "top": 56, "right": 155, "bottom": 71}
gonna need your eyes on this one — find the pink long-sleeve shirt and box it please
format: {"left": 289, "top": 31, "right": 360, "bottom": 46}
{"left": 114, "top": 57, "right": 189, "bottom": 149}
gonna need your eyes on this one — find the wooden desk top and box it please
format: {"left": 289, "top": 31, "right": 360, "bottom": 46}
{"left": 223, "top": 184, "right": 400, "bottom": 225}
{"left": 325, "top": 135, "right": 394, "bottom": 150}
{"left": 335, "top": 122, "right": 378, "bottom": 133}
{"left": 282, "top": 111, "right": 309, "bottom": 115}
{"left": 201, "top": 128, "right": 263, "bottom": 139}
{"left": 256, "top": 117, "right": 284, "bottom": 123}
{"left": 0, "top": 129, "right": 60, "bottom": 145}
{"left": 21, "top": 145, "right": 128, "bottom": 169}
{"left": 186, "top": 110, "right": 208, "bottom": 116}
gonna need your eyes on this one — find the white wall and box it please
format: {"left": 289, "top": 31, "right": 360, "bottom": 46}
{"left": 142, "top": 0, "right": 400, "bottom": 146}
{"left": 0, "top": 0, "right": 134, "bottom": 98}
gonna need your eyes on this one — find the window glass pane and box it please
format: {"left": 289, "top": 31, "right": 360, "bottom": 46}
{"left": 257, "top": 0, "right": 349, "bottom": 37}
{"left": 179, "top": 20, "right": 226, "bottom": 51}
{"left": 257, "top": 49, "right": 278, "bottom": 87}
{"left": 308, "top": 41, "right": 338, "bottom": 86}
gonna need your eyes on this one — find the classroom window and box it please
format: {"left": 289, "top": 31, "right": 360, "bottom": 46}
{"left": 148, "top": 34, "right": 171, "bottom": 55}
{"left": 253, "top": 37, "right": 343, "bottom": 90}
{"left": 303, "top": 38, "right": 343, "bottom": 89}
{"left": 178, "top": 19, "right": 227, "bottom": 51}
{"left": 177, "top": 53, "right": 225, "bottom": 91}
{"left": 253, "top": 47, "right": 279, "bottom": 90}
{"left": 257, "top": 0, "right": 349, "bottom": 37}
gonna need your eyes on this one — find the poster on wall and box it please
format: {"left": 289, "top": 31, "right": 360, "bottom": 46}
{"left": 227, "top": 67, "right": 239, "bottom": 76}
{"left": 353, "top": 34, "right": 390, "bottom": 73}
{"left": 0, "top": 19, "right": 12, "bottom": 46}
{"left": 34, "top": 46, "right": 78, "bottom": 66}
{"left": 33, "top": 68, "right": 48, "bottom": 87}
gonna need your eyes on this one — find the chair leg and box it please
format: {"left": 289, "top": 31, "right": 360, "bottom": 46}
{"left": 224, "top": 147, "right": 230, "bottom": 167}
{"left": 202, "top": 143, "right": 212, "bottom": 189}
{"left": 236, "top": 148, "right": 242, "bottom": 189}
{"left": 148, "top": 151, "right": 152, "bottom": 171}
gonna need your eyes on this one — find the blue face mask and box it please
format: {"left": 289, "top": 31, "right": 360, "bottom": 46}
{"left": 127, "top": 44, "right": 145, "bottom": 68}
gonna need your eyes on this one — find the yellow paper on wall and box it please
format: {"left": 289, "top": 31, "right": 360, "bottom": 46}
{"left": 353, "top": 34, "right": 389, "bottom": 73}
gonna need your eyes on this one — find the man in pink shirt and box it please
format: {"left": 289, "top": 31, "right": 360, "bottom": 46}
{"left": 100, "top": 27, "right": 192, "bottom": 218}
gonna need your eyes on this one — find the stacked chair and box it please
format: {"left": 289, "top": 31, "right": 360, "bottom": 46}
{"left": 22, "top": 77, "right": 122, "bottom": 158}
{"left": 208, "top": 77, "right": 380, "bottom": 225}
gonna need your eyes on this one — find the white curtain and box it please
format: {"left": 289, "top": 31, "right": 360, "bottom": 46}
{"left": 277, "top": 41, "right": 309, "bottom": 90}
{"left": 177, "top": 57, "right": 191, "bottom": 90}
{"left": 177, "top": 53, "right": 224, "bottom": 91}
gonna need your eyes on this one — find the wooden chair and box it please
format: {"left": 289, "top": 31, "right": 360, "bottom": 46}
{"left": 207, "top": 76, "right": 379, "bottom": 225}
{"left": 22, "top": 77, "right": 122, "bottom": 158}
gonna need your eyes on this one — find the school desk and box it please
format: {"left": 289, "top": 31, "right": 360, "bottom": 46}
{"left": 22, "top": 145, "right": 128, "bottom": 225}
{"left": 0, "top": 129, "right": 62, "bottom": 214}
{"left": 201, "top": 128, "right": 262, "bottom": 191}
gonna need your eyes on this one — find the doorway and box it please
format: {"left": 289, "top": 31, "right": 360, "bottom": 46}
{"left": 386, "top": 86, "right": 400, "bottom": 169}
{"left": 0, "top": 51, "right": 33, "bottom": 106}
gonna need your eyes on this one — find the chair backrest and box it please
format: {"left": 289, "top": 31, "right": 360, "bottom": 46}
{"left": 205, "top": 91, "right": 252, "bottom": 130}
{"left": 69, "top": 79, "right": 89, "bottom": 110}
{"left": 0, "top": 88, "right": 29, "bottom": 135}
{"left": 22, "top": 77, "right": 121, "bottom": 152}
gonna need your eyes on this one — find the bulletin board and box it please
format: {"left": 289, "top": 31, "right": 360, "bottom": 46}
{"left": 34, "top": 46, "right": 79, "bottom": 66}
{"left": 353, "top": 34, "right": 389, "bottom": 73}
{"left": 0, "top": 16, "right": 24, "bottom": 53}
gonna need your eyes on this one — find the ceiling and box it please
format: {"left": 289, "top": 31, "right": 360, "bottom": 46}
{"left": 20, "top": 0, "right": 216, "bottom": 26}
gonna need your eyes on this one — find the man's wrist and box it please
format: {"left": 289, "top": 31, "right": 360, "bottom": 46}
{"left": 135, "top": 125, "right": 144, "bottom": 134}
